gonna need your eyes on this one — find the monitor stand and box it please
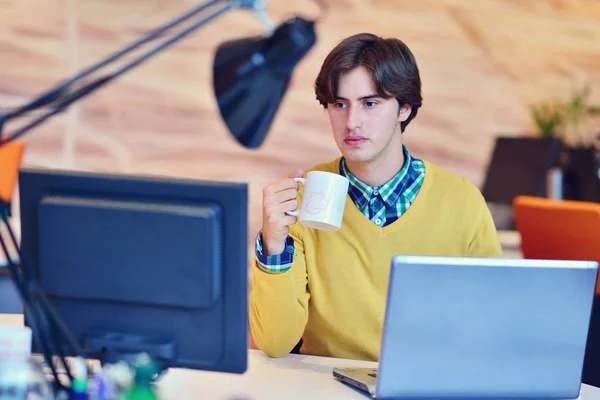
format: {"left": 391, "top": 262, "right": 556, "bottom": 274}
{"left": 84, "top": 330, "right": 175, "bottom": 378}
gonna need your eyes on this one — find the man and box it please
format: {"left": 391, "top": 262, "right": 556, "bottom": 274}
{"left": 250, "top": 33, "right": 502, "bottom": 361}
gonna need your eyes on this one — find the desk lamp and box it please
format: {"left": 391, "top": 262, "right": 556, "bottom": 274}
{"left": 0, "top": 0, "right": 319, "bottom": 397}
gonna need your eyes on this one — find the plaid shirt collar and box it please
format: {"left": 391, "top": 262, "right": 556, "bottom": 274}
{"left": 340, "top": 145, "right": 419, "bottom": 211}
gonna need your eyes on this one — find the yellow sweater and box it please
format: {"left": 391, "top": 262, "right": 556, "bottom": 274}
{"left": 250, "top": 158, "right": 502, "bottom": 361}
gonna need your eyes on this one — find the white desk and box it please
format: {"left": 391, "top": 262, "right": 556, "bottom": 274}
{"left": 2, "top": 314, "right": 600, "bottom": 399}
{"left": 159, "top": 350, "right": 378, "bottom": 400}
{"left": 158, "top": 349, "right": 600, "bottom": 400}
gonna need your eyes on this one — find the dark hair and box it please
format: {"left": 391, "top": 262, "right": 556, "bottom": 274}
{"left": 314, "top": 33, "right": 422, "bottom": 133}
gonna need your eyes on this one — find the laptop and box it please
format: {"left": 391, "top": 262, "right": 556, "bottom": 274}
{"left": 333, "top": 255, "right": 598, "bottom": 399}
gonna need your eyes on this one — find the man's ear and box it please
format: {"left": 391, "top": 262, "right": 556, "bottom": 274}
{"left": 398, "top": 104, "right": 412, "bottom": 123}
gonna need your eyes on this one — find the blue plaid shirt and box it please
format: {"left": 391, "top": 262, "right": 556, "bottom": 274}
{"left": 255, "top": 145, "right": 426, "bottom": 273}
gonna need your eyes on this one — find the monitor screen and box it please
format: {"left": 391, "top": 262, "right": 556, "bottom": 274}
{"left": 18, "top": 167, "right": 248, "bottom": 374}
{"left": 482, "top": 136, "right": 562, "bottom": 204}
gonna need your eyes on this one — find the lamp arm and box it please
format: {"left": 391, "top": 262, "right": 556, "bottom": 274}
{"left": 0, "top": 0, "right": 273, "bottom": 146}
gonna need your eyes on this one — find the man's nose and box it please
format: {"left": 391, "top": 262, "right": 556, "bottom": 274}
{"left": 346, "top": 106, "right": 362, "bottom": 132}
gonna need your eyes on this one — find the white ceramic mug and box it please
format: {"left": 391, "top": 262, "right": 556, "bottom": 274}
{"left": 286, "top": 171, "right": 350, "bottom": 231}
{"left": 0, "top": 325, "right": 32, "bottom": 361}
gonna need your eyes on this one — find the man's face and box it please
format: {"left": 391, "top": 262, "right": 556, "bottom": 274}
{"left": 326, "top": 66, "right": 411, "bottom": 165}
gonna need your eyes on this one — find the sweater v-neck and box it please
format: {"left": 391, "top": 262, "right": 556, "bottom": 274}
{"left": 335, "top": 160, "right": 434, "bottom": 237}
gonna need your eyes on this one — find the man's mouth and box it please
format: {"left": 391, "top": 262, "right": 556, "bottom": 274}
{"left": 344, "top": 136, "right": 367, "bottom": 147}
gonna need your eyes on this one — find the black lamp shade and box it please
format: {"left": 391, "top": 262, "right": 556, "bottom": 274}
{"left": 213, "top": 17, "right": 316, "bottom": 149}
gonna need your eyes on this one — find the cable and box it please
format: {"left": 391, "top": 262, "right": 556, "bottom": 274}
{"left": 1, "top": 207, "right": 78, "bottom": 386}
{"left": 0, "top": 217, "right": 63, "bottom": 392}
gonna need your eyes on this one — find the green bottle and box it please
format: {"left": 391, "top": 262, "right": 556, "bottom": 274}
{"left": 124, "top": 354, "right": 161, "bottom": 400}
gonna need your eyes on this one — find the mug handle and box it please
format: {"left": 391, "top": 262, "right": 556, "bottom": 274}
{"left": 285, "top": 177, "right": 306, "bottom": 216}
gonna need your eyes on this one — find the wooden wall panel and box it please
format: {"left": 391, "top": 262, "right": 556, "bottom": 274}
{"left": 2, "top": 0, "right": 600, "bottom": 259}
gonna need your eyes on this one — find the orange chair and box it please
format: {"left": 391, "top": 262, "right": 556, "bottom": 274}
{"left": 513, "top": 195, "right": 600, "bottom": 294}
{"left": 0, "top": 141, "right": 26, "bottom": 206}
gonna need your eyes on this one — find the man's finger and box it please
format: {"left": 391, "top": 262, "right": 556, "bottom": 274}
{"left": 263, "top": 178, "right": 301, "bottom": 196}
{"left": 288, "top": 169, "right": 305, "bottom": 179}
{"left": 281, "top": 215, "right": 298, "bottom": 226}
{"left": 264, "top": 188, "right": 298, "bottom": 207}
{"left": 278, "top": 198, "right": 299, "bottom": 213}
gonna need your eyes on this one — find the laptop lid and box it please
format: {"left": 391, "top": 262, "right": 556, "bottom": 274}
{"left": 377, "top": 256, "right": 598, "bottom": 400}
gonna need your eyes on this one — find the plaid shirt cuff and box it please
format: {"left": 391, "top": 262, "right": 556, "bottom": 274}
{"left": 255, "top": 231, "right": 296, "bottom": 273}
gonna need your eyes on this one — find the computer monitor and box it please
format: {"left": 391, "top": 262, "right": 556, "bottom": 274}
{"left": 18, "top": 167, "right": 248, "bottom": 374}
{"left": 481, "top": 136, "right": 562, "bottom": 230}
{"left": 561, "top": 147, "right": 600, "bottom": 202}
{"left": 482, "top": 136, "right": 562, "bottom": 204}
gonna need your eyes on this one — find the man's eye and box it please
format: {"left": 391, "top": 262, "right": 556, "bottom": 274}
{"left": 334, "top": 102, "right": 346, "bottom": 109}
{"left": 365, "top": 101, "right": 378, "bottom": 108}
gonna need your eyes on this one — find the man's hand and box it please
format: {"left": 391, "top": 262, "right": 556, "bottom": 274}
{"left": 261, "top": 170, "right": 304, "bottom": 256}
